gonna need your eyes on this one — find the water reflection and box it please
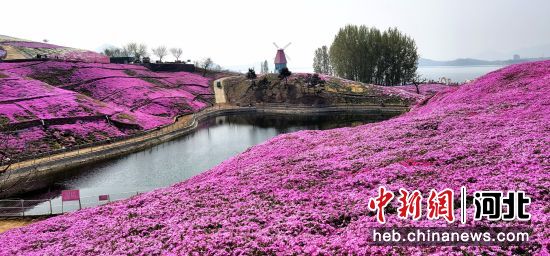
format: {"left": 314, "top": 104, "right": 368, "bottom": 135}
{"left": 19, "top": 112, "right": 394, "bottom": 213}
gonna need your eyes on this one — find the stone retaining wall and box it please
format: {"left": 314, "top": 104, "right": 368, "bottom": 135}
{"left": 0, "top": 104, "right": 408, "bottom": 197}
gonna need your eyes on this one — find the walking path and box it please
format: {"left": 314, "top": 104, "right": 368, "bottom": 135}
{"left": 0, "top": 218, "right": 42, "bottom": 234}
{"left": 213, "top": 76, "right": 239, "bottom": 104}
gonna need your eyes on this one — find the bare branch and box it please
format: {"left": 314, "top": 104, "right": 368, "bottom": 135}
{"left": 152, "top": 46, "right": 168, "bottom": 62}
{"left": 170, "top": 48, "right": 183, "bottom": 62}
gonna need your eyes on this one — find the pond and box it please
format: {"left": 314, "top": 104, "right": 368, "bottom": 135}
{"left": 17, "top": 112, "right": 396, "bottom": 214}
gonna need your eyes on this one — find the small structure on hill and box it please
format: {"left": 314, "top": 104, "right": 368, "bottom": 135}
{"left": 143, "top": 63, "right": 195, "bottom": 72}
{"left": 110, "top": 57, "right": 135, "bottom": 64}
{"left": 273, "top": 42, "right": 291, "bottom": 73}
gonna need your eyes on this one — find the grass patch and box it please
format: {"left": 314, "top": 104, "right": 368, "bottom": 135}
{"left": 0, "top": 115, "right": 10, "bottom": 126}
{"left": 140, "top": 77, "right": 167, "bottom": 87}
{"left": 117, "top": 113, "right": 136, "bottom": 122}
{"left": 124, "top": 69, "right": 138, "bottom": 76}
{"left": 28, "top": 68, "right": 75, "bottom": 86}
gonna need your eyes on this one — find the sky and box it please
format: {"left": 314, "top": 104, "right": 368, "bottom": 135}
{"left": 2, "top": 0, "right": 550, "bottom": 72}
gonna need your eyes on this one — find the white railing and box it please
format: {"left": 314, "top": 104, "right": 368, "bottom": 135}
{"left": 0, "top": 190, "right": 148, "bottom": 216}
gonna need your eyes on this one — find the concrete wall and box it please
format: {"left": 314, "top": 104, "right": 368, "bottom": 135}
{"left": 0, "top": 104, "right": 408, "bottom": 197}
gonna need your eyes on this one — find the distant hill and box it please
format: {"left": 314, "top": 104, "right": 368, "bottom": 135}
{"left": 0, "top": 35, "right": 108, "bottom": 63}
{"left": 419, "top": 57, "right": 550, "bottom": 67}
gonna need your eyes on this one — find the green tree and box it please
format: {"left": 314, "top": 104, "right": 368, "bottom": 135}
{"left": 313, "top": 45, "right": 332, "bottom": 75}
{"left": 246, "top": 68, "right": 257, "bottom": 79}
{"left": 328, "top": 25, "right": 418, "bottom": 85}
{"left": 313, "top": 48, "right": 322, "bottom": 74}
{"left": 261, "top": 60, "right": 269, "bottom": 74}
{"left": 278, "top": 67, "right": 292, "bottom": 85}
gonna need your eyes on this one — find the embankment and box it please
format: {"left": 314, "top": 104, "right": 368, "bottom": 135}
{"left": 0, "top": 103, "right": 409, "bottom": 197}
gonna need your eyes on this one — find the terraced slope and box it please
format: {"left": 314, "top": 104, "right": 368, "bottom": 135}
{"left": 0, "top": 35, "right": 108, "bottom": 63}
{"left": 0, "top": 61, "right": 546, "bottom": 255}
{"left": 0, "top": 61, "right": 212, "bottom": 159}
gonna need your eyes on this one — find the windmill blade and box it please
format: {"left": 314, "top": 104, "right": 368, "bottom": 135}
{"left": 273, "top": 42, "right": 280, "bottom": 49}
{"left": 285, "top": 52, "right": 292, "bottom": 61}
{"left": 283, "top": 42, "right": 292, "bottom": 50}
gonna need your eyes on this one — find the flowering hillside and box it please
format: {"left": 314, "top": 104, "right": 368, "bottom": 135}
{"left": 393, "top": 83, "right": 454, "bottom": 96}
{"left": 0, "top": 60, "right": 547, "bottom": 254}
{"left": 0, "top": 35, "right": 108, "bottom": 63}
{"left": 0, "top": 61, "right": 212, "bottom": 158}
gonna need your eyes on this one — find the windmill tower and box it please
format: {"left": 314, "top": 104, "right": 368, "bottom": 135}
{"left": 273, "top": 42, "right": 291, "bottom": 73}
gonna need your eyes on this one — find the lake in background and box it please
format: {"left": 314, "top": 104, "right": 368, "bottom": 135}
{"left": 411, "top": 65, "right": 502, "bottom": 83}
{"left": 292, "top": 65, "right": 504, "bottom": 83}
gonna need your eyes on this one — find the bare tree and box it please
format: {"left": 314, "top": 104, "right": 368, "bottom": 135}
{"left": 152, "top": 46, "right": 168, "bottom": 62}
{"left": 199, "top": 57, "right": 213, "bottom": 76}
{"left": 411, "top": 74, "right": 427, "bottom": 94}
{"left": 170, "top": 48, "right": 183, "bottom": 62}
{"left": 135, "top": 44, "right": 148, "bottom": 61}
{"left": 103, "top": 47, "right": 123, "bottom": 57}
{"left": 122, "top": 42, "right": 138, "bottom": 58}
{"left": 212, "top": 64, "right": 223, "bottom": 71}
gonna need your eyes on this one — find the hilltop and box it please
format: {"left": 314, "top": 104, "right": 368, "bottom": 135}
{"left": 222, "top": 73, "right": 421, "bottom": 106}
{"left": 0, "top": 61, "right": 547, "bottom": 255}
{"left": 0, "top": 35, "right": 108, "bottom": 63}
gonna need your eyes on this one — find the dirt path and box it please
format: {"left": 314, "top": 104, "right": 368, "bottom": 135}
{"left": 213, "top": 76, "right": 241, "bottom": 104}
{"left": 0, "top": 218, "right": 42, "bottom": 233}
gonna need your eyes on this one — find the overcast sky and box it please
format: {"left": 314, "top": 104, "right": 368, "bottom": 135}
{"left": 2, "top": 0, "right": 550, "bottom": 71}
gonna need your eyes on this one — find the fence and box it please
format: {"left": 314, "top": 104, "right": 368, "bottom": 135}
{"left": 0, "top": 190, "right": 148, "bottom": 217}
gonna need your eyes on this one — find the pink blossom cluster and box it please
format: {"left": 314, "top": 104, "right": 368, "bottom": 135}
{"left": 53, "top": 51, "right": 110, "bottom": 63}
{"left": 0, "top": 61, "right": 212, "bottom": 157}
{"left": 0, "top": 61, "right": 547, "bottom": 254}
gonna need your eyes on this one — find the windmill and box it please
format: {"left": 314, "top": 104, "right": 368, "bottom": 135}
{"left": 273, "top": 42, "right": 291, "bottom": 73}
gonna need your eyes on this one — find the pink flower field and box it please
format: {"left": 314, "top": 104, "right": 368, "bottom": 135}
{"left": 0, "top": 60, "right": 547, "bottom": 254}
{"left": 0, "top": 61, "right": 213, "bottom": 158}
{"left": 0, "top": 35, "right": 109, "bottom": 63}
{"left": 393, "top": 83, "right": 455, "bottom": 96}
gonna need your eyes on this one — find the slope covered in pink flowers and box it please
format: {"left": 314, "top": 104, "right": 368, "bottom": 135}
{"left": 394, "top": 83, "right": 454, "bottom": 96}
{"left": 0, "top": 35, "right": 109, "bottom": 63}
{"left": 0, "top": 61, "right": 212, "bottom": 158}
{"left": 0, "top": 60, "right": 547, "bottom": 254}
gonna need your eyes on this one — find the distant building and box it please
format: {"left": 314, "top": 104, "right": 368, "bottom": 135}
{"left": 143, "top": 63, "right": 195, "bottom": 72}
{"left": 513, "top": 54, "right": 520, "bottom": 60}
{"left": 109, "top": 57, "right": 135, "bottom": 64}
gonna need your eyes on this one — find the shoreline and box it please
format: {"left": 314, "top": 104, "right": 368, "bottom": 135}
{"left": 0, "top": 103, "right": 409, "bottom": 198}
